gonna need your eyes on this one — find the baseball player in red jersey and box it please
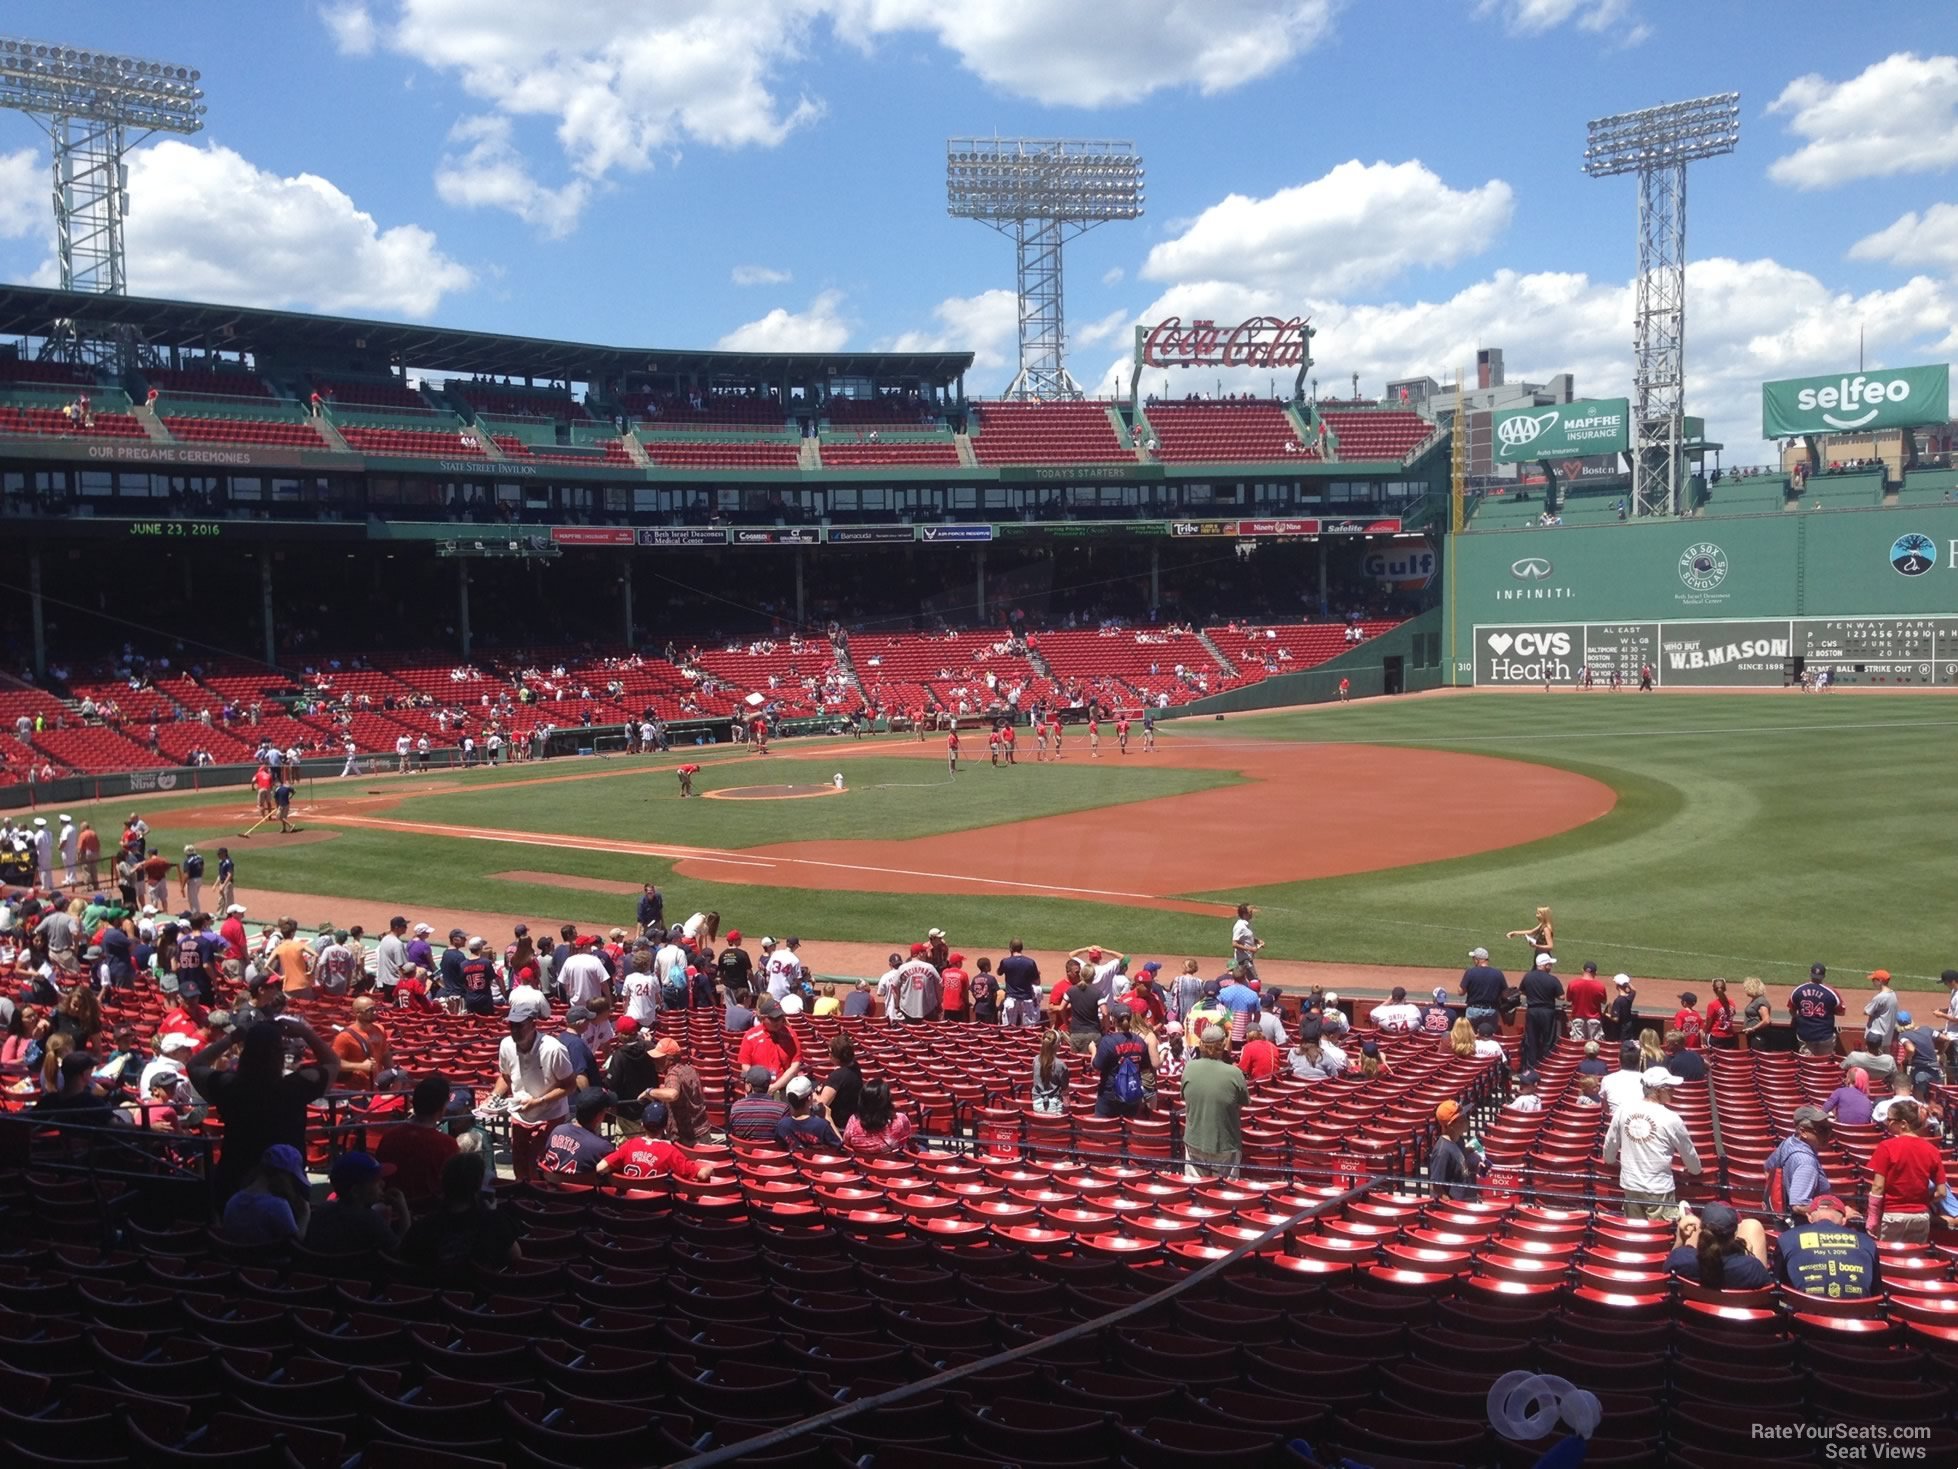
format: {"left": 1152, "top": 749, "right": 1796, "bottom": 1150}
{"left": 1338, "top": 677, "right": 1350, "bottom": 703}
{"left": 1050, "top": 717, "right": 1064, "bottom": 759}
{"left": 1116, "top": 716, "right": 1130, "bottom": 754}
{"left": 1003, "top": 723, "right": 1017, "bottom": 765}
{"left": 1087, "top": 717, "right": 1100, "bottom": 759}
{"left": 947, "top": 728, "right": 960, "bottom": 774}
{"left": 987, "top": 726, "right": 1001, "bottom": 767}
{"left": 1034, "top": 719, "right": 1048, "bottom": 761}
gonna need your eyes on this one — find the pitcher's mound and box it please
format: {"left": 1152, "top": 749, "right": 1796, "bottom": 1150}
{"left": 701, "top": 784, "right": 844, "bottom": 800}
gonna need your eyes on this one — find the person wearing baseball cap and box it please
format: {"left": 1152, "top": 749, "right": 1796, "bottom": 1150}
{"left": 1520, "top": 954, "right": 1562, "bottom": 1073}
{"left": 1788, "top": 963, "right": 1845, "bottom": 1057}
{"left": 1603, "top": 973, "right": 1638, "bottom": 1048}
{"left": 309, "top": 1151, "right": 408, "bottom": 1255}
{"left": 1429, "top": 1099, "right": 1487, "bottom": 1202}
{"left": 728, "top": 1064, "right": 790, "bottom": 1141}
{"left": 1566, "top": 962, "right": 1607, "bottom": 1044}
{"left": 636, "top": 1036, "right": 710, "bottom": 1146}
{"left": 1863, "top": 968, "right": 1899, "bottom": 1055}
{"left": 1461, "top": 946, "right": 1507, "bottom": 1031}
{"left": 1602, "top": 1065, "right": 1703, "bottom": 1219}
{"left": 219, "top": 1142, "right": 313, "bottom": 1247}
{"left": 1763, "top": 1105, "right": 1833, "bottom": 1223}
{"left": 736, "top": 995, "right": 803, "bottom": 1093}
{"left": 774, "top": 1073, "right": 844, "bottom": 1152}
{"left": 1668, "top": 1200, "right": 1771, "bottom": 1289}
{"left": 491, "top": 986, "right": 576, "bottom": 1181}
{"left": 1776, "top": 1194, "right": 1878, "bottom": 1299}
{"left": 597, "top": 1102, "right": 715, "bottom": 1182}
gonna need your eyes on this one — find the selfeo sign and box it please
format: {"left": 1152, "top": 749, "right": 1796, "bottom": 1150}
{"left": 1491, "top": 399, "right": 1630, "bottom": 462}
{"left": 1762, "top": 364, "right": 1950, "bottom": 437}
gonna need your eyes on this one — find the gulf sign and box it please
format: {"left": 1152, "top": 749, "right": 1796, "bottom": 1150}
{"left": 1362, "top": 537, "right": 1436, "bottom": 591}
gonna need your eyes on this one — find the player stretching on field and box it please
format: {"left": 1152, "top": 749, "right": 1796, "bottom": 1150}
{"left": 947, "top": 728, "right": 960, "bottom": 774}
{"left": 1116, "top": 715, "right": 1130, "bottom": 755}
{"left": 1142, "top": 708, "right": 1156, "bottom": 752}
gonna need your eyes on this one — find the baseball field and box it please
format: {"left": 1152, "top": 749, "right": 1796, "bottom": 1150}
{"left": 97, "top": 690, "right": 1954, "bottom": 992}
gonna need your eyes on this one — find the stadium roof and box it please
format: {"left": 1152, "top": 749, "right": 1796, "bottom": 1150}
{"left": 0, "top": 283, "right": 975, "bottom": 384}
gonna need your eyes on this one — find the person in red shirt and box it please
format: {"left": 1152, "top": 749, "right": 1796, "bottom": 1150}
{"left": 219, "top": 905, "right": 249, "bottom": 962}
{"left": 987, "top": 728, "right": 1001, "bottom": 768}
{"left": 1050, "top": 717, "right": 1064, "bottom": 759}
{"left": 1671, "top": 993, "right": 1704, "bottom": 1049}
{"left": 155, "top": 988, "right": 209, "bottom": 1046}
{"left": 735, "top": 997, "right": 802, "bottom": 1092}
{"left": 1002, "top": 723, "right": 1016, "bottom": 765}
{"left": 1703, "top": 977, "right": 1738, "bottom": 1050}
{"left": 600, "top": 1102, "right": 715, "bottom": 1181}
{"left": 940, "top": 953, "right": 970, "bottom": 1020}
{"left": 1087, "top": 718, "right": 1101, "bottom": 758}
{"left": 1239, "top": 1027, "right": 1280, "bottom": 1081}
{"left": 914, "top": 708, "right": 927, "bottom": 742}
{"left": 1566, "top": 962, "right": 1608, "bottom": 1042}
{"left": 946, "top": 729, "right": 959, "bottom": 774}
{"left": 1867, "top": 1099, "right": 1947, "bottom": 1243}
{"left": 251, "top": 764, "right": 274, "bottom": 817}
{"left": 1338, "top": 677, "right": 1351, "bottom": 702}
{"left": 1116, "top": 717, "right": 1130, "bottom": 754}
{"left": 372, "top": 1075, "right": 460, "bottom": 1207}
{"left": 394, "top": 966, "right": 436, "bottom": 1013}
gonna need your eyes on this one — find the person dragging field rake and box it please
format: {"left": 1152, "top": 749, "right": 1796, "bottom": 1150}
{"left": 946, "top": 727, "right": 959, "bottom": 775}
{"left": 676, "top": 763, "right": 699, "bottom": 798}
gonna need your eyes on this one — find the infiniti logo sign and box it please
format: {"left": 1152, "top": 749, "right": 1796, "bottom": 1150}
{"left": 1510, "top": 557, "right": 1554, "bottom": 580}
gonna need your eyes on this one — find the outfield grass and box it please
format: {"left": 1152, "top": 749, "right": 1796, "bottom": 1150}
{"left": 141, "top": 695, "right": 1958, "bottom": 989}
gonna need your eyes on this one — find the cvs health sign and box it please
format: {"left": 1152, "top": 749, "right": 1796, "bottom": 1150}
{"left": 1474, "top": 624, "right": 1585, "bottom": 685}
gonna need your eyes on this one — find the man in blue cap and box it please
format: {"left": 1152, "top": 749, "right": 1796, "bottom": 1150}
{"left": 307, "top": 1151, "right": 409, "bottom": 1255}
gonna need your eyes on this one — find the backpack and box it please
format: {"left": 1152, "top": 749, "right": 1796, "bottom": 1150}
{"left": 1111, "top": 1045, "right": 1144, "bottom": 1105}
{"left": 662, "top": 959, "right": 689, "bottom": 1007}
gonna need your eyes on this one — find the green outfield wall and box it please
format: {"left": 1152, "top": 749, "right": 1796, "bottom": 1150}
{"left": 1445, "top": 505, "right": 1958, "bottom": 688}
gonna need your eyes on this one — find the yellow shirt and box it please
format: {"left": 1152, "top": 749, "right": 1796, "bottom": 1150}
{"left": 813, "top": 997, "right": 840, "bottom": 1017}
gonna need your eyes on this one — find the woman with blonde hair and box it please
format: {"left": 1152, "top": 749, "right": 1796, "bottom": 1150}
{"left": 1740, "top": 978, "right": 1771, "bottom": 1050}
{"left": 1447, "top": 1017, "right": 1476, "bottom": 1059}
{"left": 1507, "top": 906, "right": 1554, "bottom": 965}
{"left": 37, "top": 1032, "right": 74, "bottom": 1094}
{"left": 1637, "top": 1027, "right": 1664, "bottom": 1070}
{"left": 1031, "top": 1029, "right": 1069, "bottom": 1114}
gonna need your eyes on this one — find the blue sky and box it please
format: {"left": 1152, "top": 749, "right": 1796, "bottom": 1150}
{"left": 1, "top": 2, "right": 1954, "bottom": 460}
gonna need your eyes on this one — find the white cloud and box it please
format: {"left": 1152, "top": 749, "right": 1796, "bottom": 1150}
{"left": 732, "top": 264, "right": 793, "bottom": 287}
{"left": 122, "top": 139, "right": 472, "bottom": 319}
{"left": 1850, "top": 204, "right": 1958, "bottom": 274}
{"left": 833, "top": 0, "right": 1335, "bottom": 108}
{"left": 1768, "top": 53, "right": 1958, "bottom": 189}
{"left": 1142, "top": 160, "right": 1514, "bottom": 295}
{"left": 1481, "top": 0, "right": 1648, "bottom": 43}
{"left": 334, "top": 2, "right": 1338, "bottom": 234}
{"left": 718, "top": 290, "right": 850, "bottom": 353}
{"left": 1073, "top": 308, "right": 1135, "bottom": 351}
{"left": 434, "top": 114, "right": 591, "bottom": 237}
{"left": 1097, "top": 258, "right": 1958, "bottom": 464}
{"left": 321, "top": 1, "right": 378, "bottom": 55}
{"left": 883, "top": 288, "right": 1019, "bottom": 375}
{"left": 0, "top": 148, "right": 42, "bottom": 240}
{"left": 1101, "top": 266, "right": 1125, "bottom": 286}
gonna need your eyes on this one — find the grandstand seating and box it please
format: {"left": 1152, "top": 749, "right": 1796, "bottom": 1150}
{"left": 152, "top": 720, "right": 259, "bottom": 767}
{"left": 312, "top": 378, "right": 431, "bottom": 412}
{"left": 823, "top": 397, "right": 944, "bottom": 428}
{"left": 31, "top": 723, "right": 173, "bottom": 771}
{"left": 0, "top": 405, "right": 146, "bottom": 439}
{"left": 451, "top": 382, "right": 591, "bottom": 422}
{"left": 144, "top": 367, "right": 272, "bottom": 398}
{"left": 626, "top": 392, "right": 791, "bottom": 430}
{"left": 968, "top": 401, "right": 1132, "bottom": 464}
{"left": 0, "top": 359, "right": 92, "bottom": 386}
{"left": 1212, "top": 621, "right": 1401, "bottom": 679}
{"left": 1145, "top": 401, "right": 1317, "bottom": 463}
{"left": 1319, "top": 407, "right": 1435, "bottom": 461}
{"left": 640, "top": 438, "right": 801, "bottom": 469}
{"left": 818, "top": 438, "right": 961, "bottom": 468}
{"left": 848, "top": 632, "right": 1048, "bottom": 716}
{"left": 1029, "top": 628, "right": 1227, "bottom": 707}
{"left": 338, "top": 426, "right": 482, "bottom": 459}
{"left": 163, "top": 416, "right": 329, "bottom": 449}
{"left": 492, "top": 435, "right": 635, "bottom": 469}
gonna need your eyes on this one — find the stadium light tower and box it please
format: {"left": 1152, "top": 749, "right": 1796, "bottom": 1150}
{"left": 1584, "top": 93, "right": 1738, "bottom": 518}
{"left": 0, "top": 36, "right": 206, "bottom": 299}
{"left": 948, "top": 138, "right": 1142, "bottom": 400}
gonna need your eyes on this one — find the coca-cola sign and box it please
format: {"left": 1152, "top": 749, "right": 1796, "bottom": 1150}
{"left": 1137, "top": 315, "right": 1310, "bottom": 370}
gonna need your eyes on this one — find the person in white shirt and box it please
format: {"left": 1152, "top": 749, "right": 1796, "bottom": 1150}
{"left": 139, "top": 1033, "right": 199, "bottom": 1107}
{"left": 876, "top": 954, "right": 902, "bottom": 1020}
{"left": 765, "top": 938, "right": 804, "bottom": 999}
{"left": 1471, "top": 1021, "right": 1507, "bottom": 1063}
{"left": 1370, "top": 986, "right": 1422, "bottom": 1034}
{"left": 558, "top": 942, "right": 610, "bottom": 1008}
{"left": 57, "top": 816, "right": 77, "bottom": 887}
{"left": 1288, "top": 1024, "right": 1346, "bottom": 1081}
{"left": 1230, "top": 904, "right": 1263, "bottom": 984}
{"left": 493, "top": 987, "right": 575, "bottom": 1181}
{"left": 394, "top": 734, "right": 411, "bottom": 772}
{"left": 1601, "top": 1065, "right": 1704, "bottom": 1219}
{"left": 654, "top": 933, "right": 689, "bottom": 990}
{"left": 1507, "top": 1070, "right": 1543, "bottom": 1113}
{"left": 1599, "top": 1044, "right": 1648, "bottom": 1113}
{"left": 375, "top": 917, "right": 409, "bottom": 993}
{"left": 1316, "top": 993, "right": 1350, "bottom": 1038}
{"left": 620, "top": 957, "right": 661, "bottom": 1025}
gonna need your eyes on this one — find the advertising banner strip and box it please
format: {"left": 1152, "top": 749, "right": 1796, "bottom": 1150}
{"left": 549, "top": 526, "right": 635, "bottom": 546}
{"left": 825, "top": 525, "right": 916, "bottom": 545}
{"left": 918, "top": 524, "right": 995, "bottom": 543}
{"left": 1491, "top": 398, "right": 1631, "bottom": 463}
{"left": 731, "top": 527, "right": 821, "bottom": 545}
{"left": 1761, "top": 365, "right": 1950, "bottom": 438}
{"left": 636, "top": 527, "right": 729, "bottom": 546}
